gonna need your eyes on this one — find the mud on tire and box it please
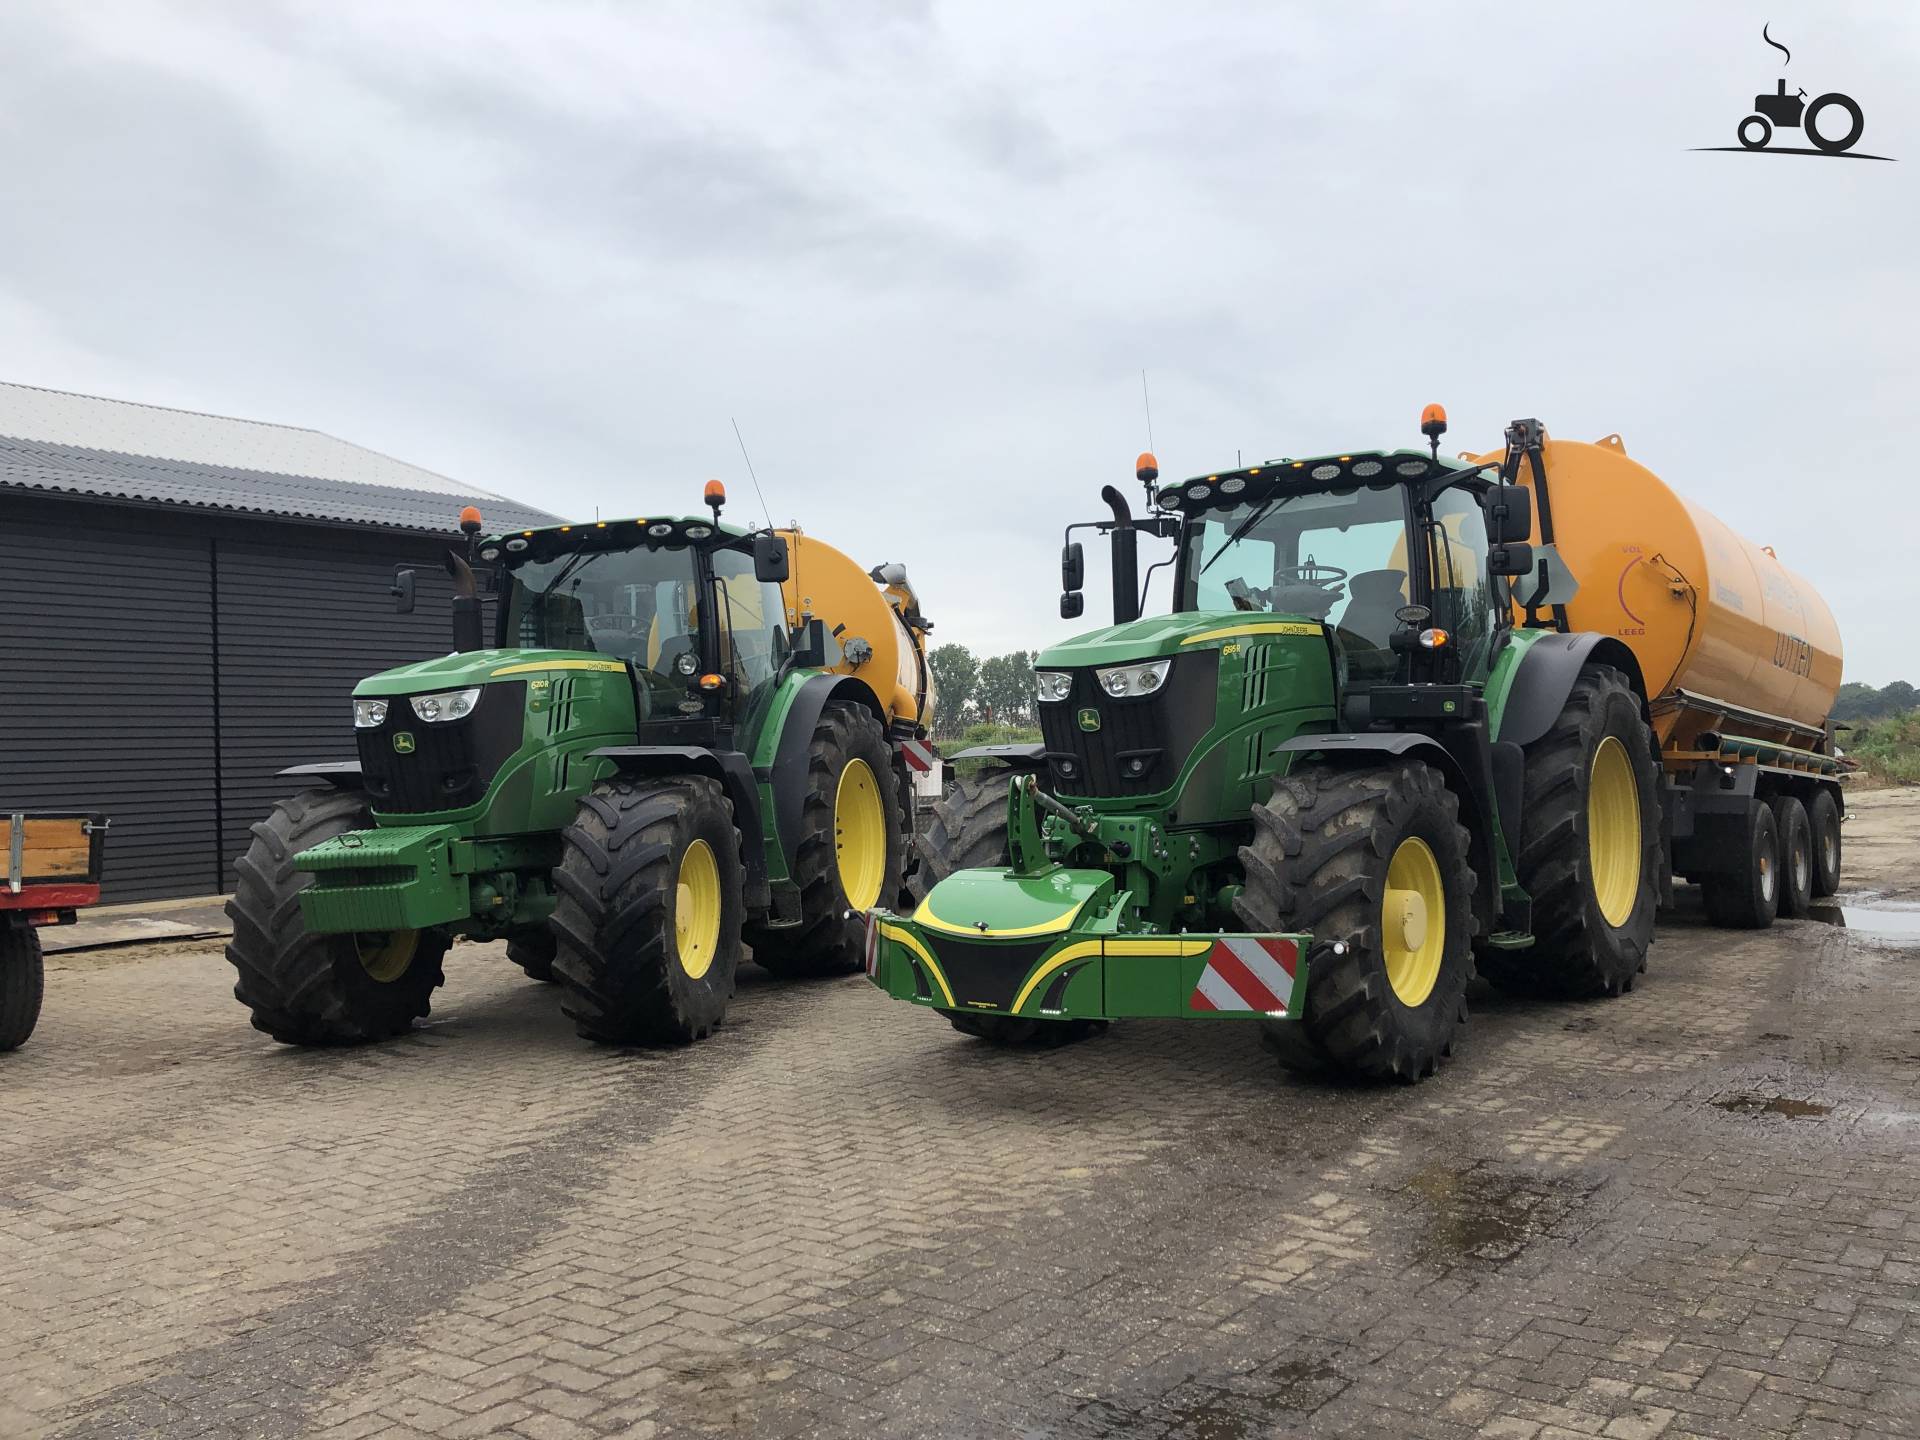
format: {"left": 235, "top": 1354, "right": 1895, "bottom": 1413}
{"left": 552, "top": 776, "right": 742, "bottom": 1045}
{"left": 226, "top": 788, "right": 447, "bottom": 1045}
{"left": 1481, "top": 663, "right": 1659, "bottom": 998}
{"left": 749, "top": 701, "right": 905, "bottom": 978}
{"left": 1236, "top": 759, "right": 1475, "bottom": 1083}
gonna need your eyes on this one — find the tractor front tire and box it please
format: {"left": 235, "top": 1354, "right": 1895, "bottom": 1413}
{"left": 0, "top": 920, "right": 45, "bottom": 1053}
{"left": 1236, "top": 759, "right": 1475, "bottom": 1083}
{"left": 507, "top": 932, "right": 558, "bottom": 983}
{"left": 749, "top": 701, "right": 905, "bottom": 978}
{"left": 226, "top": 789, "right": 448, "bottom": 1045}
{"left": 552, "top": 777, "right": 742, "bottom": 1045}
{"left": 1482, "top": 663, "right": 1659, "bottom": 998}
{"left": 907, "top": 768, "right": 1018, "bottom": 906}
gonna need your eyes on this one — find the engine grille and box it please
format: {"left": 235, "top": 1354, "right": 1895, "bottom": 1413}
{"left": 1036, "top": 651, "right": 1219, "bottom": 797}
{"left": 356, "top": 682, "right": 527, "bottom": 814}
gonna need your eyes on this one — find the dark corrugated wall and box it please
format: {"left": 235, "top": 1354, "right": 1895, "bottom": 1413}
{"left": 0, "top": 497, "right": 479, "bottom": 902}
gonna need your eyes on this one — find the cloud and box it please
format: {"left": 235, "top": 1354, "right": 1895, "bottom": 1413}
{"left": 1, "top": 0, "right": 1916, "bottom": 680}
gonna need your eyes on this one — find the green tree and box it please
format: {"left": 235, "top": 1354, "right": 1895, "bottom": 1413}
{"left": 927, "top": 643, "right": 978, "bottom": 737}
{"left": 977, "top": 649, "right": 1035, "bottom": 728}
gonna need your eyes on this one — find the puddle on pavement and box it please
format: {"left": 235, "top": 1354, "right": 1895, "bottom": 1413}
{"left": 1711, "top": 1093, "right": 1832, "bottom": 1119}
{"left": 1063, "top": 1360, "right": 1347, "bottom": 1439}
{"left": 1806, "top": 898, "right": 1920, "bottom": 941}
{"left": 1405, "top": 1162, "right": 1579, "bottom": 1266}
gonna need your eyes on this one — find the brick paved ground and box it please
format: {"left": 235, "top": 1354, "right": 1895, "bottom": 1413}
{"left": 5, "top": 789, "right": 1919, "bottom": 1440}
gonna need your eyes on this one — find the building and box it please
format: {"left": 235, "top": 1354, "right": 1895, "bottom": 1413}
{"left": 0, "top": 382, "right": 560, "bottom": 901}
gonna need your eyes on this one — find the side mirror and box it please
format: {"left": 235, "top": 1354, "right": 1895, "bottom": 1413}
{"left": 753, "top": 533, "right": 790, "bottom": 584}
{"left": 390, "top": 567, "right": 417, "bottom": 614}
{"left": 1060, "top": 592, "right": 1085, "bottom": 620}
{"left": 1488, "top": 541, "right": 1535, "bottom": 577}
{"left": 1061, "top": 541, "right": 1085, "bottom": 593}
{"left": 1484, "top": 484, "right": 1533, "bottom": 545}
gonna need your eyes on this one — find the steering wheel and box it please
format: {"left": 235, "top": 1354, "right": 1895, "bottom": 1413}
{"left": 1272, "top": 562, "right": 1347, "bottom": 589}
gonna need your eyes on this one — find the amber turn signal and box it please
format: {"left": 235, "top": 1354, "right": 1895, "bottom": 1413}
{"left": 1418, "top": 628, "right": 1451, "bottom": 649}
{"left": 698, "top": 673, "right": 726, "bottom": 691}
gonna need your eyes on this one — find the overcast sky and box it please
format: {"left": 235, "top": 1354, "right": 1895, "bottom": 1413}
{"left": 3, "top": 1, "right": 1915, "bottom": 681}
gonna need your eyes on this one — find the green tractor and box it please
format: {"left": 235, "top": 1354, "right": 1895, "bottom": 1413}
{"left": 227, "top": 485, "right": 937, "bottom": 1047}
{"left": 877, "top": 410, "right": 1662, "bottom": 1081}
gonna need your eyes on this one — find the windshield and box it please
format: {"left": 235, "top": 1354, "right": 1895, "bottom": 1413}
{"left": 503, "top": 543, "right": 704, "bottom": 683}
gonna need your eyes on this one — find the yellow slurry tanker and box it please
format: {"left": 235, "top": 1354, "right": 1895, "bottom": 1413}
{"left": 876, "top": 413, "right": 1846, "bottom": 1080}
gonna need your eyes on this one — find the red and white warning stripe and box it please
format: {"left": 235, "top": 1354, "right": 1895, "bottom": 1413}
{"left": 863, "top": 910, "right": 881, "bottom": 976}
{"left": 1188, "top": 937, "right": 1299, "bottom": 1015}
{"left": 898, "top": 739, "right": 940, "bottom": 774}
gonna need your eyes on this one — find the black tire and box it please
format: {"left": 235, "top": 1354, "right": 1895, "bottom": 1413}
{"left": 1236, "top": 759, "right": 1475, "bottom": 1083}
{"left": 1701, "top": 802, "right": 1779, "bottom": 929}
{"left": 0, "top": 920, "right": 45, "bottom": 1053}
{"left": 226, "top": 789, "right": 448, "bottom": 1045}
{"left": 1805, "top": 93, "right": 1864, "bottom": 154}
{"left": 907, "top": 769, "right": 1017, "bottom": 906}
{"left": 1808, "top": 787, "right": 1843, "bottom": 898}
{"left": 945, "top": 1011, "right": 1106, "bottom": 1046}
{"left": 1482, "top": 663, "right": 1659, "bottom": 998}
{"left": 1769, "top": 795, "right": 1814, "bottom": 919}
{"left": 1738, "top": 114, "right": 1772, "bottom": 150}
{"left": 749, "top": 702, "right": 905, "bottom": 978}
{"left": 552, "top": 776, "right": 743, "bottom": 1045}
{"left": 507, "top": 932, "right": 558, "bottom": 983}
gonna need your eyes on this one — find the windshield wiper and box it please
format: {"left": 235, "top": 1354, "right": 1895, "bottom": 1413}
{"left": 1198, "top": 494, "right": 1284, "bottom": 579}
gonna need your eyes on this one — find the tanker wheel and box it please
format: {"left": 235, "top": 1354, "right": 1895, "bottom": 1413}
{"left": 944, "top": 1012, "right": 1107, "bottom": 1046}
{"left": 907, "top": 768, "right": 1018, "bottom": 905}
{"left": 1236, "top": 758, "right": 1475, "bottom": 1084}
{"left": 1768, "top": 794, "right": 1814, "bottom": 919}
{"left": 225, "top": 789, "right": 448, "bottom": 1045}
{"left": 748, "top": 701, "right": 905, "bottom": 978}
{"left": 0, "top": 919, "right": 45, "bottom": 1053}
{"left": 1808, "top": 788, "right": 1843, "bottom": 897}
{"left": 1737, "top": 114, "right": 1772, "bottom": 150}
{"left": 551, "top": 776, "right": 742, "bottom": 1045}
{"left": 1701, "top": 802, "right": 1780, "bottom": 929}
{"left": 507, "top": 931, "right": 558, "bottom": 983}
{"left": 1805, "top": 93, "right": 1864, "bottom": 154}
{"left": 1481, "top": 663, "right": 1659, "bottom": 999}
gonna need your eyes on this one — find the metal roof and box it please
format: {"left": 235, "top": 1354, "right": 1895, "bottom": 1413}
{"left": 0, "top": 382, "right": 561, "bottom": 534}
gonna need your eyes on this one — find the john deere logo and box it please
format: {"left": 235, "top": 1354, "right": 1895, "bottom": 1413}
{"left": 1076, "top": 707, "right": 1102, "bottom": 733}
{"left": 392, "top": 732, "right": 416, "bottom": 754}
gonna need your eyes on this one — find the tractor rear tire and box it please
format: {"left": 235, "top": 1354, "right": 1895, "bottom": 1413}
{"left": 226, "top": 789, "right": 448, "bottom": 1045}
{"left": 1701, "top": 802, "right": 1780, "bottom": 929}
{"left": 946, "top": 1012, "right": 1106, "bottom": 1046}
{"left": 907, "top": 768, "right": 1018, "bottom": 906}
{"left": 1236, "top": 759, "right": 1475, "bottom": 1083}
{"left": 1808, "top": 787, "right": 1843, "bottom": 898}
{"left": 1481, "top": 663, "right": 1659, "bottom": 998}
{"left": 0, "top": 920, "right": 45, "bottom": 1053}
{"left": 507, "top": 932, "right": 558, "bottom": 983}
{"left": 1769, "top": 795, "right": 1814, "bottom": 919}
{"left": 749, "top": 702, "right": 905, "bottom": 978}
{"left": 553, "top": 776, "right": 742, "bottom": 1045}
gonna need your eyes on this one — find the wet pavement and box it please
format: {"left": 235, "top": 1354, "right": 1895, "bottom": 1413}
{"left": 4, "top": 788, "right": 1919, "bottom": 1439}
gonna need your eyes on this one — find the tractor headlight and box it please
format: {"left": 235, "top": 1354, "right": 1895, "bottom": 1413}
{"left": 1034, "top": 671, "right": 1073, "bottom": 703}
{"left": 410, "top": 687, "right": 482, "bottom": 723}
{"left": 1096, "top": 659, "right": 1170, "bottom": 698}
{"left": 352, "top": 698, "right": 389, "bottom": 729}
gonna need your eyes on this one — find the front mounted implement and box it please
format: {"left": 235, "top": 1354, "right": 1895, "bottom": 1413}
{"left": 868, "top": 775, "right": 1315, "bottom": 1027}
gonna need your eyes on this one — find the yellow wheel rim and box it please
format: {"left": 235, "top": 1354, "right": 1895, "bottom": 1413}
{"left": 1588, "top": 736, "right": 1642, "bottom": 928}
{"left": 1382, "top": 837, "right": 1445, "bottom": 1008}
{"left": 834, "top": 758, "right": 888, "bottom": 911}
{"left": 354, "top": 930, "right": 418, "bottom": 984}
{"left": 675, "top": 839, "right": 723, "bottom": 980}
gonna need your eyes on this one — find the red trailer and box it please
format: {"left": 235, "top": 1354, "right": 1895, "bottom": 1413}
{"left": 1, "top": 812, "right": 108, "bottom": 1051}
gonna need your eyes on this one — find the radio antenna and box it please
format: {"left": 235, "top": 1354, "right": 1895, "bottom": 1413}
{"left": 1140, "top": 369, "right": 1156, "bottom": 453}
{"left": 730, "top": 416, "right": 775, "bottom": 530}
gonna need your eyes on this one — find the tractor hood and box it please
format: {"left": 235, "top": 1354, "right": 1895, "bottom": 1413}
{"left": 352, "top": 650, "right": 627, "bottom": 698}
{"left": 1035, "top": 612, "right": 1325, "bottom": 669}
